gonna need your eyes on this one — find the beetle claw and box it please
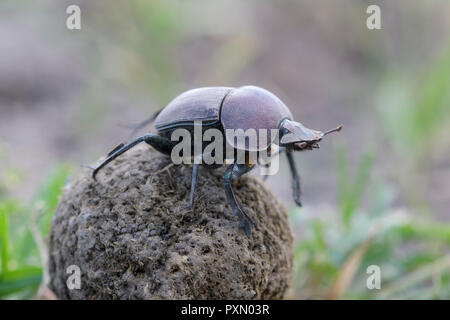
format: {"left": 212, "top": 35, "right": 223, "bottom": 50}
{"left": 238, "top": 214, "right": 253, "bottom": 237}
{"left": 232, "top": 207, "right": 255, "bottom": 237}
{"left": 242, "top": 218, "right": 253, "bottom": 237}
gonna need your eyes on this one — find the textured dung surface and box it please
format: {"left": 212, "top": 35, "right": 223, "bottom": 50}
{"left": 49, "top": 144, "right": 294, "bottom": 300}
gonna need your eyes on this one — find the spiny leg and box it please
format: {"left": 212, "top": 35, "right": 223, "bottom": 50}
{"left": 286, "top": 149, "right": 302, "bottom": 206}
{"left": 92, "top": 134, "right": 174, "bottom": 180}
{"left": 223, "top": 161, "right": 256, "bottom": 237}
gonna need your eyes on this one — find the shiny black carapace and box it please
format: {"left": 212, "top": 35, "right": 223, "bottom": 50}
{"left": 92, "top": 86, "right": 342, "bottom": 236}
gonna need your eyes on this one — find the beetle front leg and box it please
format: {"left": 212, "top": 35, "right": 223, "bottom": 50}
{"left": 286, "top": 149, "right": 302, "bottom": 207}
{"left": 223, "top": 162, "right": 256, "bottom": 237}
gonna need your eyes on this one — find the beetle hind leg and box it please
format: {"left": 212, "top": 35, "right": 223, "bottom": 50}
{"left": 223, "top": 162, "right": 256, "bottom": 237}
{"left": 92, "top": 134, "right": 174, "bottom": 180}
{"left": 143, "top": 134, "right": 175, "bottom": 156}
{"left": 93, "top": 136, "right": 147, "bottom": 180}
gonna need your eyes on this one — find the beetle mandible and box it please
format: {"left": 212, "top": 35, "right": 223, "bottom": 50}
{"left": 92, "top": 86, "right": 342, "bottom": 236}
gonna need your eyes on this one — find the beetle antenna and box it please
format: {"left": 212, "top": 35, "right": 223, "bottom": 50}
{"left": 323, "top": 124, "right": 343, "bottom": 137}
{"left": 92, "top": 136, "right": 147, "bottom": 180}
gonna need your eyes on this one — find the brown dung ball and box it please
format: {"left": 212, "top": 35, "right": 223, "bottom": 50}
{"left": 49, "top": 144, "right": 294, "bottom": 299}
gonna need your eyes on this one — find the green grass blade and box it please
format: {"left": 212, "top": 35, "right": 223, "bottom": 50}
{"left": 0, "top": 275, "right": 42, "bottom": 298}
{"left": 0, "top": 207, "right": 10, "bottom": 276}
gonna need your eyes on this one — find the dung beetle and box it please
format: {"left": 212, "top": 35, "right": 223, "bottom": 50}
{"left": 92, "top": 86, "right": 342, "bottom": 236}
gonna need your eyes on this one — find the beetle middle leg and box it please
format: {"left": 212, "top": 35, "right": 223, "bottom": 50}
{"left": 189, "top": 157, "right": 223, "bottom": 211}
{"left": 189, "top": 154, "right": 204, "bottom": 212}
{"left": 223, "top": 161, "right": 256, "bottom": 237}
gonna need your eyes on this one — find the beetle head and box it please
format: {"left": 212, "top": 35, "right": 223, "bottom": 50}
{"left": 279, "top": 119, "right": 342, "bottom": 151}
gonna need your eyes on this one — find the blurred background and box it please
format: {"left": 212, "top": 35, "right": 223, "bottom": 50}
{"left": 0, "top": 0, "right": 449, "bottom": 299}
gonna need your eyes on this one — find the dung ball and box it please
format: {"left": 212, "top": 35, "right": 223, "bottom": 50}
{"left": 49, "top": 144, "right": 294, "bottom": 299}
